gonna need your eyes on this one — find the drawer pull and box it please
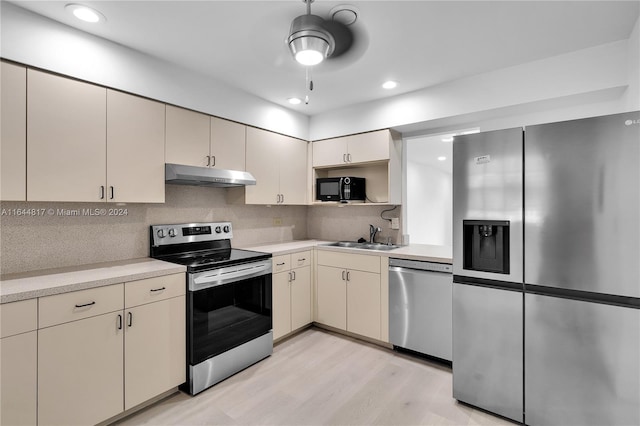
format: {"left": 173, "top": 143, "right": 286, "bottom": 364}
{"left": 298, "top": 258, "right": 306, "bottom": 262}
{"left": 150, "top": 287, "right": 166, "bottom": 292}
{"left": 74, "top": 301, "right": 96, "bottom": 308}
{"left": 276, "top": 262, "right": 286, "bottom": 266}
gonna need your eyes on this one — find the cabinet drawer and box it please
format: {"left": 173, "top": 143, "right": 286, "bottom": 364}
{"left": 39, "top": 284, "right": 124, "bottom": 328}
{"left": 273, "top": 255, "right": 291, "bottom": 273}
{"left": 317, "top": 250, "right": 380, "bottom": 273}
{"left": 291, "top": 250, "right": 312, "bottom": 269}
{"left": 0, "top": 299, "right": 37, "bottom": 338}
{"left": 125, "top": 273, "right": 185, "bottom": 308}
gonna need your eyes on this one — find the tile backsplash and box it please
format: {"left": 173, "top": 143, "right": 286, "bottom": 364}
{"left": 0, "top": 185, "right": 401, "bottom": 275}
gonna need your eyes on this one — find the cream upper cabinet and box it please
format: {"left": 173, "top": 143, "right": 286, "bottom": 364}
{"left": 312, "top": 129, "right": 396, "bottom": 167}
{"left": 27, "top": 69, "right": 107, "bottom": 202}
{"left": 210, "top": 116, "right": 246, "bottom": 171}
{"left": 0, "top": 62, "right": 27, "bottom": 201}
{"left": 0, "top": 299, "right": 37, "bottom": 426}
{"left": 107, "top": 90, "right": 165, "bottom": 203}
{"left": 316, "top": 250, "right": 382, "bottom": 340}
{"left": 166, "top": 105, "right": 210, "bottom": 167}
{"left": 245, "top": 127, "right": 308, "bottom": 205}
{"left": 27, "top": 70, "right": 165, "bottom": 203}
{"left": 166, "top": 105, "right": 246, "bottom": 171}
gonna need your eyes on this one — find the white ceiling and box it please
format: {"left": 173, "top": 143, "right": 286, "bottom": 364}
{"left": 8, "top": 1, "right": 640, "bottom": 116}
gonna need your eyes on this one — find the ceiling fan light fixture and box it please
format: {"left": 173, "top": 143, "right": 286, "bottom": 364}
{"left": 287, "top": 13, "right": 335, "bottom": 66}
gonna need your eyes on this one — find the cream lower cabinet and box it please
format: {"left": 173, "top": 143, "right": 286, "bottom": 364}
{"left": 272, "top": 251, "right": 312, "bottom": 340}
{"left": 316, "top": 251, "right": 382, "bottom": 340}
{"left": 37, "top": 273, "right": 185, "bottom": 426}
{"left": 0, "top": 299, "right": 38, "bottom": 426}
{"left": 124, "top": 275, "right": 186, "bottom": 410}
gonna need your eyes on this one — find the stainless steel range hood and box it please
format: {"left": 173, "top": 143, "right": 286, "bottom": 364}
{"left": 165, "top": 163, "right": 256, "bottom": 187}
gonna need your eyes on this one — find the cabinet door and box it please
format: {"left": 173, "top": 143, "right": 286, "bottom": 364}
{"left": 245, "top": 127, "right": 280, "bottom": 204}
{"left": 107, "top": 90, "right": 165, "bottom": 203}
{"left": 312, "top": 137, "right": 347, "bottom": 167}
{"left": 27, "top": 70, "right": 107, "bottom": 202}
{"left": 38, "top": 312, "right": 124, "bottom": 426}
{"left": 347, "top": 270, "right": 381, "bottom": 340}
{"left": 278, "top": 135, "right": 308, "bottom": 205}
{"left": 316, "top": 265, "right": 347, "bottom": 330}
{"left": 272, "top": 270, "right": 292, "bottom": 340}
{"left": 124, "top": 295, "right": 185, "bottom": 410}
{"left": 345, "top": 130, "right": 390, "bottom": 164}
{"left": 1, "top": 332, "right": 37, "bottom": 426}
{"left": 211, "top": 117, "right": 245, "bottom": 171}
{"left": 291, "top": 265, "right": 312, "bottom": 331}
{"left": 0, "top": 62, "right": 26, "bottom": 201}
{"left": 165, "top": 105, "right": 210, "bottom": 167}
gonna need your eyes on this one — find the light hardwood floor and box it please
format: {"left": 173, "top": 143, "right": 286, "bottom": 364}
{"left": 114, "top": 328, "right": 515, "bottom": 426}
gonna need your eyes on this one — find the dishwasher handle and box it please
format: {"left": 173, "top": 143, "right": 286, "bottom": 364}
{"left": 389, "top": 258, "right": 452, "bottom": 273}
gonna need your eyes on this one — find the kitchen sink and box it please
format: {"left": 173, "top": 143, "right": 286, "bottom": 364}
{"left": 326, "top": 241, "right": 399, "bottom": 251}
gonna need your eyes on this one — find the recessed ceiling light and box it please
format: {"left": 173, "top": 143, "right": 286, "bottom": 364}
{"left": 382, "top": 81, "right": 397, "bottom": 90}
{"left": 288, "top": 97, "right": 302, "bottom": 105}
{"left": 438, "top": 156, "right": 447, "bottom": 161}
{"left": 65, "top": 3, "right": 105, "bottom": 23}
{"left": 441, "top": 136, "right": 454, "bottom": 143}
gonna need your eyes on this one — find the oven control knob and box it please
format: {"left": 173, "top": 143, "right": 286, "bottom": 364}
{"left": 223, "top": 225, "right": 230, "bottom": 233}
{"left": 168, "top": 228, "right": 177, "bottom": 237}
{"left": 157, "top": 229, "right": 166, "bottom": 238}
{"left": 215, "top": 226, "right": 222, "bottom": 234}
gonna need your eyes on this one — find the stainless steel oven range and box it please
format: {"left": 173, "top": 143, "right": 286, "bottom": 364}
{"left": 149, "top": 222, "right": 272, "bottom": 395}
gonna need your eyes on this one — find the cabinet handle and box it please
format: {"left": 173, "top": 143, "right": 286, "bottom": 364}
{"left": 343, "top": 153, "right": 346, "bottom": 163}
{"left": 109, "top": 186, "right": 114, "bottom": 200}
{"left": 100, "top": 186, "right": 105, "bottom": 200}
{"left": 117, "top": 314, "right": 123, "bottom": 330}
{"left": 346, "top": 271, "right": 351, "bottom": 281}
{"left": 281, "top": 194, "right": 284, "bottom": 204}
{"left": 342, "top": 270, "right": 346, "bottom": 281}
{"left": 347, "top": 153, "right": 352, "bottom": 163}
{"left": 291, "top": 270, "right": 296, "bottom": 281}
{"left": 211, "top": 155, "right": 216, "bottom": 167}
{"left": 288, "top": 271, "right": 292, "bottom": 282}
{"left": 206, "top": 155, "right": 211, "bottom": 166}
{"left": 298, "top": 258, "right": 306, "bottom": 262}
{"left": 74, "top": 301, "right": 95, "bottom": 308}
{"left": 276, "top": 262, "right": 286, "bottom": 266}
{"left": 127, "top": 311, "right": 133, "bottom": 327}
{"left": 150, "top": 287, "right": 166, "bottom": 292}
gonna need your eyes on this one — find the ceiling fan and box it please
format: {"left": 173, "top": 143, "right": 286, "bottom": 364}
{"left": 286, "top": 0, "right": 364, "bottom": 67}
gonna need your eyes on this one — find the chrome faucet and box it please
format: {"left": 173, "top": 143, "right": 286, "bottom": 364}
{"left": 369, "top": 224, "right": 381, "bottom": 243}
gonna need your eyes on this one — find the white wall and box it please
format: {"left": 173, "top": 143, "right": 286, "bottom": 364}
{"left": 310, "top": 24, "right": 640, "bottom": 140}
{"left": 0, "top": 2, "right": 310, "bottom": 140}
{"left": 406, "top": 162, "right": 452, "bottom": 247}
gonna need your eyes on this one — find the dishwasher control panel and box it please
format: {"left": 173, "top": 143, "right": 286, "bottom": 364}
{"left": 389, "top": 258, "right": 452, "bottom": 273}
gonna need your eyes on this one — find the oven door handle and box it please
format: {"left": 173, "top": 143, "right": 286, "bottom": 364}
{"left": 189, "top": 260, "right": 272, "bottom": 291}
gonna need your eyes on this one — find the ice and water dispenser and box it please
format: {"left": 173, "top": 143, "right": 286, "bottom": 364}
{"left": 462, "top": 220, "right": 510, "bottom": 274}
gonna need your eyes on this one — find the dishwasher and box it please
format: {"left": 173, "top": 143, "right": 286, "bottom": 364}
{"left": 389, "top": 258, "right": 453, "bottom": 362}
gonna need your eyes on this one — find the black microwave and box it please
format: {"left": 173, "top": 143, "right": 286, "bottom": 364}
{"left": 316, "top": 177, "right": 366, "bottom": 202}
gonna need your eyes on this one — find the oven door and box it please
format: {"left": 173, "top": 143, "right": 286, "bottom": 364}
{"left": 187, "top": 260, "right": 272, "bottom": 366}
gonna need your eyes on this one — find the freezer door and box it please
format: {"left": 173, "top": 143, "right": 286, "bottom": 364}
{"left": 452, "top": 282, "right": 523, "bottom": 422}
{"left": 453, "top": 128, "right": 523, "bottom": 283}
{"left": 525, "top": 293, "right": 640, "bottom": 426}
{"left": 524, "top": 111, "right": 640, "bottom": 298}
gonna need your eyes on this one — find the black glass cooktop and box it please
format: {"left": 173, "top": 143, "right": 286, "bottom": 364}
{"left": 158, "top": 248, "right": 271, "bottom": 272}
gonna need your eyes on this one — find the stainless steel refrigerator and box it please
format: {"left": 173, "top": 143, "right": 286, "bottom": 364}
{"left": 452, "top": 111, "right": 640, "bottom": 426}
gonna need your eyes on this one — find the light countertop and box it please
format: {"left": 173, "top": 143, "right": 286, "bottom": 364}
{"left": 242, "top": 240, "right": 452, "bottom": 264}
{"left": 0, "top": 258, "right": 186, "bottom": 304}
